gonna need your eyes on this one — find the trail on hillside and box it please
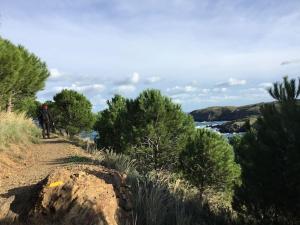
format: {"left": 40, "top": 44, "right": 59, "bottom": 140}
{"left": 0, "top": 138, "right": 92, "bottom": 205}
{"left": 0, "top": 138, "right": 132, "bottom": 225}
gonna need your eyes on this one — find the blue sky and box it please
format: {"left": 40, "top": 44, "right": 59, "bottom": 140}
{"left": 0, "top": 0, "right": 300, "bottom": 112}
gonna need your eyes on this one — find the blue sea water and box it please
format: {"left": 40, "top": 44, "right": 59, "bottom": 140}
{"left": 195, "top": 121, "right": 243, "bottom": 138}
{"left": 81, "top": 121, "right": 240, "bottom": 141}
{"left": 79, "top": 131, "right": 99, "bottom": 141}
{"left": 195, "top": 121, "right": 227, "bottom": 129}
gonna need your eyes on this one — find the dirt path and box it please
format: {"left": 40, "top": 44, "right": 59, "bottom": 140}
{"left": 0, "top": 138, "right": 92, "bottom": 202}
{"left": 0, "top": 138, "right": 133, "bottom": 225}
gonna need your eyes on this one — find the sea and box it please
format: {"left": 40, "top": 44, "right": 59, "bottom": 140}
{"left": 80, "top": 121, "right": 239, "bottom": 141}
{"left": 195, "top": 121, "right": 239, "bottom": 138}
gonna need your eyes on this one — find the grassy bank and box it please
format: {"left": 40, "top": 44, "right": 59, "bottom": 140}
{"left": 0, "top": 112, "right": 40, "bottom": 149}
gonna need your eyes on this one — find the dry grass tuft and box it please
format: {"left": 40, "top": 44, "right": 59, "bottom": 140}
{"left": 0, "top": 112, "right": 40, "bottom": 149}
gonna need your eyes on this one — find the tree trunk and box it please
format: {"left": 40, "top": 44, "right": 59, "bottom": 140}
{"left": 6, "top": 95, "right": 13, "bottom": 113}
{"left": 0, "top": 95, "right": 2, "bottom": 111}
{"left": 154, "top": 149, "right": 157, "bottom": 171}
{"left": 154, "top": 144, "right": 159, "bottom": 171}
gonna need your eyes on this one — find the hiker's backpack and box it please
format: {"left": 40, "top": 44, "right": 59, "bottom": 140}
{"left": 41, "top": 109, "right": 50, "bottom": 123}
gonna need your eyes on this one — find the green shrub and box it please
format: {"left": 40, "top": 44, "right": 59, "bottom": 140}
{"left": 180, "top": 129, "right": 241, "bottom": 202}
{"left": 94, "top": 90, "right": 195, "bottom": 171}
{"left": 100, "top": 150, "right": 139, "bottom": 176}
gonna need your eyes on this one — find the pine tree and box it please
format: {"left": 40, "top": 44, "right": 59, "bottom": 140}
{"left": 0, "top": 37, "right": 49, "bottom": 112}
{"left": 234, "top": 76, "right": 300, "bottom": 224}
{"left": 180, "top": 129, "right": 241, "bottom": 198}
{"left": 0, "top": 38, "right": 22, "bottom": 111}
{"left": 94, "top": 89, "right": 195, "bottom": 171}
{"left": 94, "top": 95, "right": 128, "bottom": 153}
{"left": 130, "top": 89, "right": 195, "bottom": 171}
{"left": 52, "top": 89, "right": 95, "bottom": 136}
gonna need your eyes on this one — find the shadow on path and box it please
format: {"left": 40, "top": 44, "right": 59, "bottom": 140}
{"left": 41, "top": 139, "right": 74, "bottom": 145}
{"left": 46, "top": 155, "right": 97, "bottom": 166}
{"left": 0, "top": 180, "right": 45, "bottom": 224}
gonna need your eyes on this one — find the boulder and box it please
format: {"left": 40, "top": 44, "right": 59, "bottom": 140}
{"left": 0, "top": 165, "right": 132, "bottom": 225}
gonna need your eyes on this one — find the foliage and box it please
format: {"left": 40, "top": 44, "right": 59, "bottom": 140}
{"left": 94, "top": 95, "right": 128, "bottom": 153}
{"left": 129, "top": 89, "right": 195, "bottom": 171}
{"left": 96, "top": 150, "right": 237, "bottom": 225}
{"left": 233, "top": 76, "right": 300, "bottom": 225}
{"left": 180, "top": 129, "right": 241, "bottom": 200}
{"left": 14, "top": 97, "right": 41, "bottom": 118}
{"left": 0, "top": 112, "right": 40, "bottom": 149}
{"left": 94, "top": 89, "right": 195, "bottom": 171}
{"left": 52, "top": 89, "right": 95, "bottom": 136}
{"left": 0, "top": 37, "right": 49, "bottom": 111}
{"left": 99, "top": 150, "right": 139, "bottom": 176}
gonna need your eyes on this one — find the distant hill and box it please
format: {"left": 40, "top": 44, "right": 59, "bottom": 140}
{"left": 190, "top": 103, "right": 266, "bottom": 122}
{"left": 191, "top": 100, "right": 300, "bottom": 133}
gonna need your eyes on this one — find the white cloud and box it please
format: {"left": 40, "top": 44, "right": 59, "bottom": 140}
{"left": 117, "top": 72, "right": 140, "bottom": 85}
{"left": 259, "top": 82, "right": 273, "bottom": 88}
{"left": 114, "top": 84, "right": 136, "bottom": 94}
{"left": 185, "top": 85, "right": 197, "bottom": 92}
{"left": 201, "top": 88, "right": 210, "bottom": 94}
{"left": 111, "top": 72, "right": 140, "bottom": 95}
{"left": 281, "top": 59, "right": 300, "bottom": 65}
{"left": 90, "top": 95, "right": 108, "bottom": 110}
{"left": 237, "top": 87, "right": 272, "bottom": 100}
{"left": 170, "top": 93, "right": 241, "bottom": 105}
{"left": 172, "top": 98, "right": 183, "bottom": 104}
{"left": 51, "top": 83, "right": 106, "bottom": 94}
{"left": 113, "top": 72, "right": 140, "bottom": 93}
{"left": 246, "top": 88, "right": 266, "bottom": 92}
{"left": 145, "top": 76, "right": 161, "bottom": 84}
{"left": 13, "top": 0, "right": 300, "bottom": 113}
{"left": 49, "top": 68, "right": 63, "bottom": 79}
{"left": 212, "top": 87, "right": 227, "bottom": 92}
{"left": 130, "top": 72, "right": 140, "bottom": 84}
{"left": 167, "top": 85, "right": 198, "bottom": 94}
{"left": 240, "top": 87, "right": 269, "bottom": 95}
{"left": 73, "top": 84, "right": 106, "bottom": 92}
{"left": 209, "top": 95, "right": 239, "bottom": 100}
{"left": 216, "top": 78, "right": 246, "bottom": 87}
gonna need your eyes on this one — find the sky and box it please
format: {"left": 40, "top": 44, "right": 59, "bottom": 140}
{"left": 0, "top": 0, "right": 300, "bottom": 112}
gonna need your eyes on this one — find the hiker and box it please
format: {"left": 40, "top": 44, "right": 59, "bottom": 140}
{"left": 38, "top": 104, "right": 53, "bottom": 139}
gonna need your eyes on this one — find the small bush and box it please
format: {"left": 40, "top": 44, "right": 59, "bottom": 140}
{"left": 100, "top": 150, "right": 138, "bottom": 174}
{"left": 0, "top": 112, "right": 40, "bottom": 149}
{"left": 180, "top": 129, "right": 241, "bottom": 203}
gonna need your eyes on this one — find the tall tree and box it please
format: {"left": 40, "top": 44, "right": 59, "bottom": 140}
{"left": 94, "top": 89, "right": 195, "bottom": 171}
{"left": 130, "top": 89, "right": 195, "bottom": 171}
{"left": 94, "top": 95, "right": 128, "bottom": 152}
{"left": 233, "top": 76, "right": 300, "bottom": 225}
{"left": 0, "top": 38, "right": 22, "bottom": 111}
{"left": 0, "top": 37, "right": 49, "bottom": 112}
{"left": 52, "top": 89, "right": 95, "bottom": 136}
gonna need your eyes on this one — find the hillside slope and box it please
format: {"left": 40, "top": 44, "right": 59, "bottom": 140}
{"left": 190, "top": 102, "right": 265, "bottom": 121}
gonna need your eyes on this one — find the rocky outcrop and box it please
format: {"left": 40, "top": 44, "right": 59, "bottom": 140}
{"left": 212, "top": 117, "right": 257, "bottom": 133}
{"left": 0, "top": 165, "right": 132, "bottom": 225}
